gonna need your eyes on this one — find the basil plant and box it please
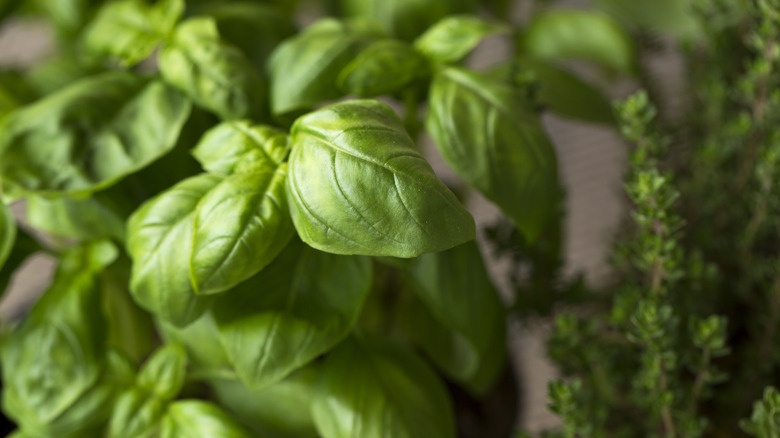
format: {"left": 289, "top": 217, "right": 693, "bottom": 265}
{"left": 0, "top": 0, "right": 627, "bottom": 436}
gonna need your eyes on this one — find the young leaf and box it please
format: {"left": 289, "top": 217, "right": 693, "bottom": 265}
{"left": 267, "top": 18, "right": 379, "bottom": 116}
{"left": 192, "top": 121, "right": 289, "bottom": 176}
{"left": 212, "top": 239, "right": 372, "bottom": 391}
{"left": 426, "top": 67, "right": 559, "bottom": 242}
{"left": 198, "top": 1, "right": 296, "bottom": 71}
{"left": 518, "top": 10, "right": 636, "bottom": 76}
{"left": 160, "top": 400, "right": 255, "bottom": 438}
{"left": 136, "top": 343, "right": 188, "bottom": 401}
{"left": 82, "top": 0, "right": 184, "bottom": 66}
{"left": 312, "top": 335, "right": 456, "bottom": 438}
{"left": 403, "top": 241, "right": 507, "bottom": 395}
{"left": 107, "top": 388, "right": 165, "bottom": 438}
{"left": 414, "top": 15, "right": 508, "bottom": 64}
{"left": 0, "top": 72, "right": 191, "bottom": 199}
{"left": 0, "top": 201, "right": 16, "bottom": 271}
{"left": 190, "top": 164, "right": 293, "bottom": 295}
{"left": 26, "top": 194, "right": 126, "bottom": 241}
{"left": 158, "top": 17, "right": 265, "bottom": 121}
{"left": 339, "top": 0, "right": 477, "bottom": 41}
{"left": 288, "top": 99, "right": 475, "bottom": 257}
{"left": 211, "top": 365, "right": 320, "bottom": 437}
{"left": 127, "top": 174, "right": 220, "bottom": 326}
{"left": 337, "top": 39, "right": 430, "bottom": 97}
{"left": 157, "top": 312, "right": 229, "bottom": 370}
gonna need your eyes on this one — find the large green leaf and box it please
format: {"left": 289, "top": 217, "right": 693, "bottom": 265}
{"left": 339, "top": 0, "right": 477, "bottom": 41}
{"left": 192, "top": 121, "right": 289, "bottom": 176}
{"left": 160, "top": 400, "right": 254, "bottom": 438}
{"left": 211, "top": 365, "right": 319, "bottom": 438}
{"left": 1, "top": 241, "right": 120, "bottom": 435}
{"left": 519, "top": 9, "right": 636, "bottom": 76}
{"left": 82, "top": 0, "right": 184, "bottom": 66}
{"left": 158, "top": 17, "right": 265, "bottom": 121}
{"left": 403, "top": 241, "right": 506, "bottom": 395}
{"left": 212, "top": 239, "right": 372, "bottom": 390}
{"left": 127, "top": 174, "right": 220, "bottom": 326}
{"left": 267, "top": 19, "right": 379, "bottom": 116}
{"left": 199, "top": 1, "right": 296, "bottom": 71}
{"left": 0, "top": 72, "right": 191, "bottom": 199}
{"left": 190, "top": 164, "right": 293, "bottom": 295}
{"left": 312, "top": 335, "right": 455, "bottom": 438}
{"left": 414, "top": 15, "right": 508, "bottom": 64}
{"left": 426, "top": 67, "right": 558, "bottom": 242}
{"left": 26, "top": 194, "right": 126, "bottom": 241}
{"left": 0, "top": 201, "right": 15, "bottom": 271}
{"left": 337, "top": 39, "right": 430, "bottom": 97}
{"left": 288, "top": 99, "right": 475, "bottom": 257}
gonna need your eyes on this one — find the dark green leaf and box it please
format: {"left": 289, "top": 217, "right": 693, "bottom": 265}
{"left": 199, "top": 1, "right": 296, "bottom": 71}
{"left": 191, "top": 164, "right": 293, "bottom": 295}
{"left": 339, "top": 0, "right": 477, "bottom": 41}
{"left": 82, "top": 0, "right": 184, "bottom": 66}
{"left": 312, "top": 335, "right": 455, "bottom": 438}
{"left": 127, "top": 174, "right": 219, "bottom": 326}
{"left": 26, "top": 194, "right": 126, "bottom": 241}
{"left": 0, "top": 72, "right": 191, "bottom": 199}
{"left": 0, "top": 202, "right": 15, "bottom": 271}
{"left": 107, "top": 388, "right": 165, "bottom": 438}
{"left": 0, "top": 71, "right": 37, "bottom": 120}
{"left": 337, "top": 39, "right": 430, "bottom": 97}
{"left": 160, "top": 400, "right": 254, "bottom": 438}
{"left": 211, "top": 365, "right": 319, "bottom": 438}
{"left": 288, "top": 99, "right": 475, "bottom": 257}
{"left": 414, "top": 15, "right": 508, "bottom": 64}
{"left": 212, "top": 239, "right": 372, "bottom": 390}
{"left": 137, "top": 343, "right": 188, "bottom": 401}
{"left": 403, "top": 241, "right": 506, "bottom": 395}
{"left": 159, "top": 17, "right": 265, "bottom": 121}
{"left": 267, "top": 18, "right": 380, "bottom": 116}
{"left": 519, "top": 9, "right": 636, "bottom": 76}
{"left": 192, "top": 121, "right": 289, "bottom": 176}
{"left": 426, "top": 67, "right": 558, "bottom": 242}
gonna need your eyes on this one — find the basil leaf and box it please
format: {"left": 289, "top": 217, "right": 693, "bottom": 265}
{"left": 26, "top": 194, "right": 126, "bottom": 241}
{"left": 339, "top": 0, "right": 477, "bottom": 41}
{"left": 518, "top": 9, "right": 636, "bottom": 76}
{"left": 137, "top": 343, "right": 188, "bottom": 401}
{"left": 288, "top": 99, "right": 475, "bottom": 257}
{"left": 159, "top": 17, "right": 265, "bottom": 121}
{"left": 191, "top": 164, "right": 293, "bottom": 295}
{"left": 212, "top": 239, "right": 372, "bottom": 390}
{"left": 0, "top": 201, "right": 15, "bottom": 271}
{"left": 160, "top": 400, "right": 254, "bottom": 438}
{"left": 268, "top": 18, "right": 379, "bottom": 117}
{"left": 513, "top": 57, "right": 615, "bottom": 125}
{"left": 26, "top": 54, "right": 102, "bottom": 95}
{"left": 158, "top": 312, "right": 229, "bottom": 370}
{"left": 337, "top": 39, "right": 430, "bottom": 97}
{"left": 1, "top": 241, "right": 119, "bottom": 435}
{"left": 127, "top": 174, "right": 220, "bottom": 326}
{"left": 594, "top": 0, "right": 702, "bottom": 40}
{"left": 82, "top": 0, "right": 184, "bottom": 66}
{"left": 200, "top": 1, "right": 296, "bottom": 71}
{"left": 404, "top": 241, "right": 506, "bottom": 395}
{"left": 35, "top": 0, "right": 103, "bottom": 38}
{"left": 312, "top": 335, "right": 456, "bottom": 438}
{"left": 107, "top": 388, "right": 165, "bottom": 438}
{"left": 0, "top": 72, "right": 191, "bottom": 199}
{"left": 211, "top": 365, "right": 319, "bottom": 438}
{"left": 426, "top": 67, "right": 558, "bottom": 242}
{"left": 192, "top": 121, "right": 289, "bottom": 176}
{"left": 414, "top": 15, "right": 508, "bottom": 64}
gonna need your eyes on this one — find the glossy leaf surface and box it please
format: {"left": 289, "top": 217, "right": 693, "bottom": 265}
{"left": 212, "top": 239, "right": 372, "bottom": 390}
{"left": 160, "top": 400, "right": 254, "bottom": 438}
{"left": 414, "top": 15, "right": 508, "bottom": 64}
{"left": 192, "top": 121, "right": 289, "bottom": 176}
{"left": 107, "top": 388, "right": 165, "bottom": 438}
{"left": 136, "top": 343, "right": 188, "bottom": 401}
{"left": 337, "top": 39, "right": 430, "bottom": 97}
{"left": 0, "top": 72, "right": 191, "bottom": 199}
{"left": 159, "top": 17, "right": 265, "bottom": 121}
{"left": 26, "top": 194, "right": 126, "bottom": 241}
{"left": 426, "top": 67, "right": 558, "bottom": 242}
{"left": 312, "top": 335, "right": 455, "bottom": 438}
{"left": 288, "top": 99, "right": 475, "bottom": 257}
